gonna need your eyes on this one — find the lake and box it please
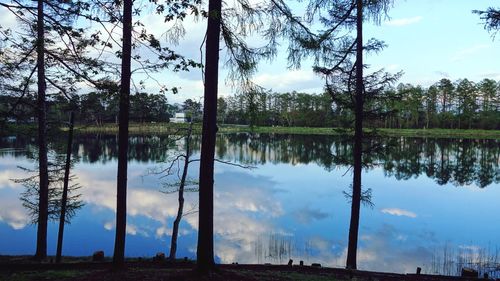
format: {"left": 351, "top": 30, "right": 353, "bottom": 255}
{"left": 0, "top": 133, "right": 499, "bottom": 275}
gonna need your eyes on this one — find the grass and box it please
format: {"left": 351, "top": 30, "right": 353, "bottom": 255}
{"left": 0, "top": 270, "right": 87, "bottom": 281}
{"left": 3, "top": 122, "right": 499, "bottom": 138}
{"left": 72, "top": 123, "right": 500, "bottom": 139}
{"left": 0, "top": 265, "right": 345, "bottom": 281}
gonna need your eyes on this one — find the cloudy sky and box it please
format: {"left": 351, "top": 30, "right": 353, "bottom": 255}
{"left": 157, "top": 0, "right": 500, "bottom": 103}
{"left": 1, "top": 0, "right": 498, "bottom": 103}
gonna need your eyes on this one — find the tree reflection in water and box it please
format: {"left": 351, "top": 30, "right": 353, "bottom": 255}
{"left": 1, "top": 133, "right": 498, "bottom": 188}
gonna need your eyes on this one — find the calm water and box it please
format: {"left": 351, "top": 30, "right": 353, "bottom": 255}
{"left": 0, "top": 133, "right": 499, "bottom": 274}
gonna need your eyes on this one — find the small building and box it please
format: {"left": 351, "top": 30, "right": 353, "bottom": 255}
{"left": 170, "top": 113, "right": 187, "bottom": 123}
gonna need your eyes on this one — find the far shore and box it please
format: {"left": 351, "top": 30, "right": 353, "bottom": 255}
{"left": 74, "top": 123, "right": 500, "bottom": 139}
{"left": 3, "top": 122, "right": 500, "bottom": 139}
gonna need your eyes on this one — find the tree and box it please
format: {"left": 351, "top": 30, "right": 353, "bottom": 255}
{"left": 196, "top": 0, "right": 277, "bottom": 272}
{"left": 425, "top": 85, "right": 439, "bottom": 128}
{"left": 154, "top": 123, "right": 198, "bottom": 260}
{"left": 437, "top": 78, "right": 454, "bottom": 128}
{"left": 217, "top": 97, "right": 228, "bottom": 124}
{"left": 455, "top": 79, "right": 477, "bottom": 129}
{"left": 183, "top": 98, "right": 203, "bottom": 122}
{"left": 197, "top": 0, "right": 222, "bottom": 272}
{"left": 280, "top": 0, "right": 394, "bottom": 269}
{"left": 474, "top": 7, "right": 500, "bottom": 35}
{"left": 168, "top": 123, "right": 195, "bottom": 260}
{"left": 35, "top": 0, "right": 49, "bottom": 260}
{"left": 0, "top": 0, "right": 107, "bottom": 259}
{"left": 113, "top": 0, "right": 133, "bottom": 268}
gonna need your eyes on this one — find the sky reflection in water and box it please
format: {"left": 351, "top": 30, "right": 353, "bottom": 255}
{"left": 0, "top": 134, "right": 499, "bottom": 274}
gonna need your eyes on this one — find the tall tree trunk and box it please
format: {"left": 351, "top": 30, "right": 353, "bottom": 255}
{"left": 169, "top": 123, "right": 193, "bottom": 260}
{"left": 113, "top": 0, "right": 132, "bottom": 268}
{"left": 346, "top": 0, "right": 363, "bottom": 270}
{"left": 197, "top": 0, "right": 222, "bottom": 273}
{"left": 35, "top": 0, "right": 48, "bottom": 261}
{"left": 56, "top": 111, "right": 75, "bottom": 263}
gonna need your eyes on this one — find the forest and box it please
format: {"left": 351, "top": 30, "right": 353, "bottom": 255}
{"left": 2, "top": 77, "right": 499, "bottom": 129}
{"left": 0, "top": 0, "right": 499, "bottom": 279}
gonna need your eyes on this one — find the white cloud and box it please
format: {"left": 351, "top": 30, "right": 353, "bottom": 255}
{"left": 381, "top": 208, "right": 417, "bottom": 218}
{"left": 253, "top": 70, "right": 323, "bottom": 93}
{"left": 0, "top": 7, "right": 18, "bottom": 30}
{"left": 450, "top": 44, "right": 491, "bottom": 62}
{"left": 384, "top": 16, "right": 423, "bottom": 27}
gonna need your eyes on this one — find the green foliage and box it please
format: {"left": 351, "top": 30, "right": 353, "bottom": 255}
{"left": 474, "top": 7, "right": 500, "bottom": 35}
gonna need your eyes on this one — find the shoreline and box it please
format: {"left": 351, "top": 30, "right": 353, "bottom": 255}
{"left": 3, "top": 123, "right": 500, "bottom": 139}
{"left": 77, "top": 123, "right": 500, "bottom": 139}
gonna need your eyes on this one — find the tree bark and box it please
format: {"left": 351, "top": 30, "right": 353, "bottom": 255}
{"left": 113, "top": 0, "right": 132, "bottom": 268}
{"left": 346, "top": 0, "right": 363, "bottom": 270}
{"left": 197, "top": 0, "right": 222, "bottom": 274}
{"left": 35, "top": 0, "right": 49, "bottom": 261}
{"left": 169, "top": 123, "right": 193, "bottom": 260}
{"left": 56, "top": 111, "right": 75, "bottom": 263}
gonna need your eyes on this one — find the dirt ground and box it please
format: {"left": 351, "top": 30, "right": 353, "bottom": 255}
{"left": 0, "top": 257, "right": 490, "bottom": 281}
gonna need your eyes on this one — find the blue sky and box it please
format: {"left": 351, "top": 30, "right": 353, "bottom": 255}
{"left": 0, "top": 1, "right": 498, "bottom": 103}
{"left": 364, "top": 0, "right": 500, "bottom": 86}
{"left": 164, "top": 0, "right": 500, "bottom": 103}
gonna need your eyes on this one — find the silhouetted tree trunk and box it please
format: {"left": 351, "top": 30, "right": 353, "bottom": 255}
{"left": 113, "top": 0, "right": 133, "bottom": 268}
{"left": 197, "top": 0, "right": 222, "bottom": 274}
{"left": 169, "top": 123, "right": 193, "bottom": 260}
{"left": 346, "top": 0, "right": 363, "bottom": 270}
{"left": 56, "top": 111, "right": 75, "bottom": 263}
{"left": 35, "top": 0, "right": 48, "bottom": 261}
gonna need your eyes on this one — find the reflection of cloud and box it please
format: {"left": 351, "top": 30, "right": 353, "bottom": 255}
{"left": 0, "top": 156, "right": 35, "bottom": 190}
{"left": 155, "top": 226, "right": 190, "bottom": 238}
{"left": 0, "top": 160, "right": 30, "bottom": 229}
{"left": 126, "top": 223, "right": 149, "bottom": 237}
{"left": 215, "top": 171, "right": 284, "bottom": 217}
{"left": 75, "top": 165, "right": 285, "bottom": 262}
{"left": 213, "top": 171, "right": 284, "bottom": 263}
{"left": 0, "top": 192, "right": 30, "bottom": 230}
{"left": 384, "top": 16, "right": 423, "bottom": 27}
{"left": 75, "top": 166, "right": 196, "bottom": 224}
{"left": 381, "top": 208, "right": 417, "bottom": 218}
{"left": 340, "top": 224, "right": 433, "bottom": 273}
{"left": 294, "top": 206, "right": 329, "bottom": 224}
{"left": 104, "top": 221, "right": 114, "bottom": 231}
{"left": 103, "top": 220, "right": 149, "bottom": 237}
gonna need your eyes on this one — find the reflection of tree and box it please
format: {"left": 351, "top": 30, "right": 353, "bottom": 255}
{"left": 254, "top": 233, "right": 293, "bottom": 264}
{"left": 12, "top": 152, "right": 83, "bottom": 225}
{"left": 205, "top": 134, "right": 499, "bottom": 188}
{"left": 4, "top": 133, "right": 499, "bottom": 188}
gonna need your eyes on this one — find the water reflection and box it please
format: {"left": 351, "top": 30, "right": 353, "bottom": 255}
{"left": 2, "top": 134, "right": 496, "bottom": 187}
{"left": 0, "top": 133, "right": 499, "bottom": 274}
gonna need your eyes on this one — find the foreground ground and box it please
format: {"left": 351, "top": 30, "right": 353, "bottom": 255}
{"left": 0, "top": 257, "right": 491, "bottom": 281}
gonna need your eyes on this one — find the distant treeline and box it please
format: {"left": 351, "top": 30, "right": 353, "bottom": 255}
{"left": 1, "top": 77, "right": 499, "bottom": 130}
{"left": 218, "top": 78, "right": 499, "bottom": 130}
{"left": 0, "top": 91, "right": 177, "bottom": 125}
